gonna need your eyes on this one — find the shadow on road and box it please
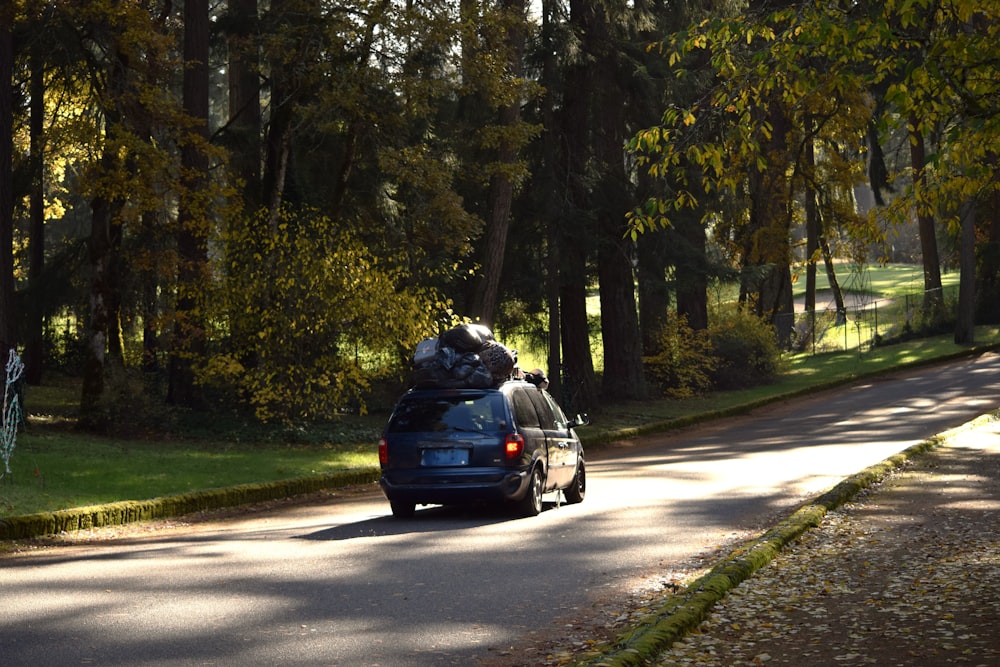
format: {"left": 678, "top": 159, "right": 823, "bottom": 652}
{"left": 298, "top": 499, "right": 563, "bottom": 541}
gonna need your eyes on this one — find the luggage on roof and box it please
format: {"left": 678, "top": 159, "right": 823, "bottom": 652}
{"left": 410, "top": 324, "right": 519, "bottom": 389}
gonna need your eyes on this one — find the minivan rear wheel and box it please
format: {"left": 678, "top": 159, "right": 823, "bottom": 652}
{"left": 517, "top": 466, "right": 544, "bottom": 517}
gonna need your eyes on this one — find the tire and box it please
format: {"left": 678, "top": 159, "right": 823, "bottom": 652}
{"left": 517, "top": 466, "right": 544, "bottom": 517}
{"left": 564, "top": 459, "right": 586, "bottom": 504}
{"left": 389, "top": 499, "right": 415, "bottom": 518}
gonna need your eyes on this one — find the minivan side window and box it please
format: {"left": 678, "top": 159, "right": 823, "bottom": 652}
{"left": 511, "top": 388, "right": 540, "bottom": 428}
{"left": 542, "top": 391, "right": 568, "bottom": 429}
{"left": 526, "top": 389, "right": 556, "bottom": 430}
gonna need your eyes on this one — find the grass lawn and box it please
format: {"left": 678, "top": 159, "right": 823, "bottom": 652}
{"left": 2, "top": 323, "right": 997, "bottom": 520}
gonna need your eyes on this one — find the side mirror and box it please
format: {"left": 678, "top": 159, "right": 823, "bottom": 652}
{"left": 568, "top": 413, "right": 590, "bottom": 429}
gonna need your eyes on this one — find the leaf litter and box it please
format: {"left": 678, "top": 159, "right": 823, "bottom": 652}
{"left": 479, "top": 431, "right": 1000, "bottom": 667}
{"left": 656, "top": 438, "right": 1000, "bottom": 667}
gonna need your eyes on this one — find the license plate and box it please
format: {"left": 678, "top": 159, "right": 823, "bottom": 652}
{"left": 420, "top": 448, "right": 470, "bottom": 466}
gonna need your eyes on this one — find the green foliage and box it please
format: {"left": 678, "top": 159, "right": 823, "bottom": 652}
{"left": 643, "top": 312, "right": 716, "bottom": 398}
{"left": 643, "top": 307, "right": 785, "bottom": 394}
{"left": 708, "top": 308, "right": 784, "bottom": 390}
{"left": 200, "top": 206, "right": 451, "bottom": 424}
{"left": 629, "top": 0, "right": 1000, "bottom": 283}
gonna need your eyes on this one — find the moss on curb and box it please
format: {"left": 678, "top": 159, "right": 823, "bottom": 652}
{"left": 0, "top": 467, "right": 381, "bottom": 540}
{"left": 575, "top": 412, "right": 997, "bottom": 667}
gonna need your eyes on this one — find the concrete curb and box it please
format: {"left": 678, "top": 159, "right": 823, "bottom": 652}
{"left": 0, "top": 467, "right": 381, "bottom": 541}
{"left": 574, "top": 411, "right": 999, "bottom": 667}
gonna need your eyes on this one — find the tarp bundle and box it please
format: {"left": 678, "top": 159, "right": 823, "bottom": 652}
{"left": 411, "top": 324, "right": 517, "bottom": 389}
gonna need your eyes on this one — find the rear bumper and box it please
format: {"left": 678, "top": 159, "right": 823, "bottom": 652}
{"left": 379, "top": 467, "right": 530, "bottom": 506}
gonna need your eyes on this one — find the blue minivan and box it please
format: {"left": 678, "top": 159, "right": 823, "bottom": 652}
{"left": 378, "top": 380, "right": 588, "bottom": 518}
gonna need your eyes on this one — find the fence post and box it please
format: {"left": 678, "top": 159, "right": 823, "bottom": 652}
{"left": 873, "top": 301, "right": 879, "bottom": 348}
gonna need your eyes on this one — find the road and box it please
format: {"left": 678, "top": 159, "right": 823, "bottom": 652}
{"left": 2, "top": 352, "right": 999, "bottom": 666}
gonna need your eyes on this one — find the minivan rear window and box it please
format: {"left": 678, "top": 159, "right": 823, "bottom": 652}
{"left": 387, "top": 393, "right": 507, "bottom": 433}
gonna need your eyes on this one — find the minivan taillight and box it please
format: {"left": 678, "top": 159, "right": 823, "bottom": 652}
{"left": 505, "top": 433, "right": 525, "bottom": 459}
{"left": 378, "top": 437, "right": 389, "bottom": 465}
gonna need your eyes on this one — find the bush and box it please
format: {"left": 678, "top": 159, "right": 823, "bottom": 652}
{"left": 643, "top": 312, "right": 716, "bottom": 398}
{"left": 708, "top": 309, "right": 783, "bottom": 389}
{"left": 199, "top": 207, "right": 450, "bottom": 425}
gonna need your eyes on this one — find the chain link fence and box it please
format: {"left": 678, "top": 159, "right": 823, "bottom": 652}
{"left": 779, "top": 285, "right": 955, "bottom": 355}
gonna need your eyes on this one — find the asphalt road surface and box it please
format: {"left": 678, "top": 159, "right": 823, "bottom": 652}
{"left": 3, "top": 352, "right": 999, "bottom": 667}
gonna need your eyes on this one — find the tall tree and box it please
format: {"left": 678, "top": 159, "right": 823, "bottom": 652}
{"left": 80, "top": 3, "right": 131, "bottom": 428}
{"left": 168, "top": 0, "right": 211, "bottom": 408}
{"left": 908, "top": 117, "right": 943, "bottom": 315}
{"left": 470, "top": 0, "right": 531, "bottom": 326}
{"left": 24, "top": 28, "right": 45, "bottom": 385}
{"left": 741, "top": 0, "right": 799, "bottom": 343}
{"left": 593, "top": 0, "right": 647, "bottom": 400}
{"left": 260, "top": 0, "right": 322, "bottom": 221}
{"left": 225, "top": 0, "right": 262, "bottom": 210}
{"left": 954, "top": 199, "right": 976, "bottom": 344}
{"left": 538, "top": 0, "right": 563, "bottom": 401}
{"left": 554, "top": 0, "right": 600, "bottom": 412}
{"left": 0, "top": 0, "right": 15, "bottom": 353}
{"left": 978, "top": 186, "right": 1000, "bottom": 323}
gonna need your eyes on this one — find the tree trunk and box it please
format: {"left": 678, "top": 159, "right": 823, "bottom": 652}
{"left": 545, "top": 221, "right": 562, "bottom": 401}
{"left": 140, "top": 214, "right": 160, "bottom": 374}
{"left": 954, "top": 199, "right": 976, "bottom": 345}
{"left": 82, "top": 182, "right": 120, "bottom": 428}
{"left": 473, "top": 112, "right": 516, "bottom": 326}
{"left": 168, "top": 0, "right": 210, "bottom": 408}
{"left": 744, "top": 93, "right": 794, "bottom": 346}
{"left": 261, "top": 0, "right": 298, "bottom": 219}
{"left": 80, "top": 18, "right": 130, "bottom": 429}
{"left": 637, "top": 232, "right": 671, "bottom": 356}
{"left": 976, "top": 186, "right": 1000, "bottom": 323}
{"left": 470, "top": 0, "right": 527, "bottom": 325}
{"left": 591, "top": 1, "right": 645, "bottom": 400}
{"left": 540, "top": 0, "right": 561, "bottom": 402}
{"left": 820, "top": 231, "right": 847, "bottom": 325}
{"left": 227, "top": 0, "right": 262, "bottom": 210}
{"left": 804, "top": 131, "right": 820, "bottom": 315}
{"left": 739, "top": 1, "right": 796, "bottom": 345}
{"left": 675, "top": 215, "right": 709, "bottom": 331}
{"left": 0, "top": 3, "right": 16, "bottom": 351}
{"left": 801, "top": 130, "right": 822, "bottom": 347}
{"left": 555, "top": 0, "right": 598, "bottom": 412}
{"left": 330, "top": 0, "right": 391, "bottom": 220}
{"left": 559, "top": 239, "right": 598, "bottom": 414}
{"left": 25, "top": 45, "right": 44, "bottom": 384}
{"left": 598, "top": 225, "right": 647, "bottom": 400}
{"left": 909, "top": 115, "right": 943, "bottom": 315}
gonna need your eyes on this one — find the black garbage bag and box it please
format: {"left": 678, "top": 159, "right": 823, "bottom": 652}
{"left": 439, "top": 324, "right": 494, "bottom": 354}
{"left": 478, "top": 340, "right": 516, "bottom": 384}
{"left": 411, "top": 347, "right": 494, "bottom": 388}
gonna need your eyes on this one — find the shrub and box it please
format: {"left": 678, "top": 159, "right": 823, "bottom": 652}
{"left": 643, "top": 312, "right": 716, "bottom": 398}
{"left": 707, "top": 309, "right": 783, "bottom": 389}
{"left": 199, "top": 207, "right": 451, "bottom": 425}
